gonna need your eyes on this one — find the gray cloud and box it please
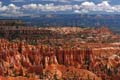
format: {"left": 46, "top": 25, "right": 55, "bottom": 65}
{"left": 0, "top": 1, "right": 120, "bottom": 16}
{"left": 22, "top": 1, "right": 120, "bottom": 13}
{"left": 11, "top": 0, "right": 25, "bottom": 2}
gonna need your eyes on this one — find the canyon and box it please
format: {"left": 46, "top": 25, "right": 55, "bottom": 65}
{"left": 0, "top": 27, "right": 119, "bottom": 80}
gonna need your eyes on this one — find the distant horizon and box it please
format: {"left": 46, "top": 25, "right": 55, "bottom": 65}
{"left": 1, "top": 13, "right": 120, "bottom": 18}
{"left": 0, "top": 14, "right": 119, "bottom": 32}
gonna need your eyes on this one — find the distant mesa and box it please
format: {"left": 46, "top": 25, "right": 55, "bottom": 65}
{"left": 0, "top": 19, "right": 24, "bottom": 26}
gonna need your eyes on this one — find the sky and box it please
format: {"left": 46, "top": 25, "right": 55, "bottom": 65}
{"left": 0, "top": 0, "right": 120, "bottom": 17}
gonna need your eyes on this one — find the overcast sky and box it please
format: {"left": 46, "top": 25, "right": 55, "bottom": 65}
{"left": 0, "top": 0, "right": 120, "bottom": 17}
